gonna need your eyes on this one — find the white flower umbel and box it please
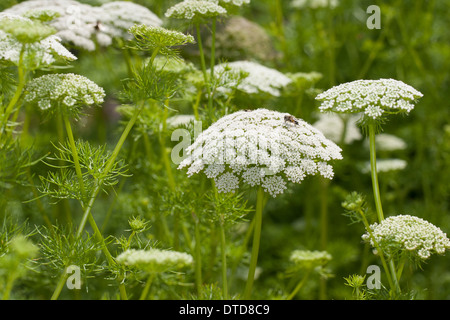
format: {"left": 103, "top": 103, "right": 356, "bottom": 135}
{"left": 291, "top": 0, "right": 339, "bottom": 9}
{"left": 211, "top": 60, "right": 293, "bottom": 97}
{"left": 287, "top": 249, "right": 331, "bottom": 299}
{"left": 100, "top": 1, "right": 163, "bottom": 41}
{"left": 165, "top": 0, "right": 227, "bottom": 20}
{"left": 362, "top": 215, "right": 450, "bottom": 260}
{"left": 316, "top": 79, "right": 423, "bottom": 121}
{"left": 290, "top": 250, "right": 332, "bottom": 268}
{"left": 0, "top": 13, "right": 76, "bottom": 67}
{"left": 24, "top": 73, "right": 105, "bottom": 117}
{"left": 116, "top": 248, "right": 193, "bottom": 272}
{"left": 312, "top": 113, "right": 362, "bottom": 144}
{"left": 4, "top": 0, "right": 162, "bottom": 51}
{"left": 178, "top": 108, "right": 342, "bottom": 197}
{"left": 368, "top": 133, "right": 407, "bottom": 152}
{"left": 219, "top": 0, "right": 251, "bottom": 7}
{"left": 360, "top": 158, "right": 407, "bottom": 174}
{"left": 4, "top": 0, "right": 100, "bottom": 51}
{"left": 181, "top": 110, "right": 340, "bottom": 299}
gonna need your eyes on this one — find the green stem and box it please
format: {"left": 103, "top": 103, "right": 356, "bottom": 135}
{"left": 287, "top": 268, "right": 312, "bottom": 300}
{"left": 243, "top": 187, "right": 265, "bottom": 299}
{"left": 192, "top": 211, "right": 202, "bottom": 297}
{"left": 50, "top": 268, "right": 69, "bottom": 300}
{"left": 219, "top": 215, "right": 228, "bottom": 299}
{"left": 140, "top": 273, "right": 156, "bottom": 300}
{"left": 396, "top": 254, "right": 407, "bottom": 282}
{"left": 2, "top": 267, "right": 17, "bottom": 300}
{"left": 195, "top": 22, "right": 212, "bottom": 115}
{"left": 159, "top": 103, "right": 176, "bottom": 192}
{"left": 196, "top": 23, "right": 208, "bottom": 86}
{"left": 368, "top": 124, "right": 401, "bottom": 295}
{"left": 319, "top": 178, "right": 329, "bottom": 300}
{"left": 358, "top": 208, "right": 395, "bottom": 292}
{"left": 1, "top": 47, "right": 27, "bottom": 137}
{"left": 75, "top": 101, "right": 145, "bottom": 238}
{"left": 63, "top": 114, "right": 86, "bottom": 202}
{"left": 210, "top": 18, "right": 216, "bottom": 82}
{"left": 368, "top": 124, "right": 384, "bottom": 222}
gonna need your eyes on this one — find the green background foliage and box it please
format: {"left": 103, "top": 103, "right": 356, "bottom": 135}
{"left": 1, "top": 0, "right": 449, "bottom": 299}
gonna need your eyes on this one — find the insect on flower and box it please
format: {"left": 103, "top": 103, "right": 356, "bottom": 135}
{"left": 284, "top": 114, "right": 298, "bottom": 125}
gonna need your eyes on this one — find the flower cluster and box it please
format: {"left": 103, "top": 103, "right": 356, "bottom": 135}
{"left": 316, "top": 79, "right": 423, "bottom": 121}
{"left": 100, "top": 1, "right": 163, "bottom": 40}
{"left": 312, "top": 113, "right": 362, "bottom": 145}
{"left": 4, "top": 0, "right": 162, "bottom": 51}
{"left": 290, "top": 250, "right": 332, "bottom": 269}
{"left": 371, "top": 133, "right": 407, "bottom": 152}
{"left": 165, "top": 0, "right": 227, "bottom": 20}
{"left": 116, "top": 248, "right": 193, "bottom": 272}
{"left": 362, "top": 215, "right": 450, "bottom": 260}
{"left": 24, "top": 73, "right": 105, "bottom": 116}
{"left": 360, "top": 158, "right": 407, "bottom": 174}
{"left": 128, "top": 24, "right": 195, "bottom": 57}
{"left": 212, "top": 60, "right": 293, "bottom": 97}
{"left": 178, "top": 109, "right": 342, "bottom": 197}
{"left": 208, "top": 16, "right": 277, "bottom": 63}
{"left": 0, "top": 13, "right": 76, "bottom": 68}
{"left": 291, "top": 0, "right": 339, "bottom": 9}
{"left": 219, "top": 0, "right": 251, "bottom": 7}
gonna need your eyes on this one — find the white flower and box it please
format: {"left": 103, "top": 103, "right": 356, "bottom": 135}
{"left": 219, "top": 0, "right": 250, "bottom": 7}
{"left": 360, "top": 158, "right": 407, "bottom": 174}
{"left": 0, "top": 13, "right": 76, "bottom": 66}
{"left": 362, "top": 215, "right": 450, "bottom": 260}
{"left": 165, "top": 0, "right": 227, "bottom": 20}
{"left": 100, "top": 1, "right": 162, "bottom": 39}
{"left": 211, "top": 60, "right": 292, "bottom": 97}
{"left": 291, "top": 0, "right": 339, "bottom": 9}
{"left": 4, "top": 0, "right": 162, "bottom": 51}
{"left": 116, "top": 248, "right": 193, "bottom": 272}
{"left": 166, "top": 115, "right": 196, "bottom": 128}
{"left": 178, "top": 108, "right": 342, "bottom": 197}
{"left": 316, "top": 79, "right": 423, "bottom": 121}
{"left": 368, "top": 133, "right": 407, "bottom": 152}
{"left": 290, "top": 250, "right": 332, "bottom": 268}
{"left": 312, "top": 113, "right": 362, "bottom": 144}
{"left": 24, "top": 73, "right": 105, "bottom": 114}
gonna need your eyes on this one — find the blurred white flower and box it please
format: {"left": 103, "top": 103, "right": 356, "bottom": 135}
{"left": 166, "top": 114, "right": 196, "bottom": 128}
{"left": 291, "top": 0, "right": 339, "bottom": 9}
{"left": 4, "top": 0, "right": 162, "bottom": 51}
{"left": 369, "top": 133, "right": 407, "bottom": 152}
{"left": 0, "top": 13, "right": 76, "bottom": 67}
{"left": 362, "top": 215, "right": 450, "bottom": 260}
{"left": 316, "top": 79, "right": 423, "bottom": 121}
{"left": 116, "top": 248, "right": 193, "bottom": 272}
{"left": 219, "top": 0, "right": 251, "bottom": 7}
{"left": 100, "top": 1, "right": 163, "bottom": 40}
{"left": 312, "top": 113, "right": 362, "bottom": 144}
{"left": 360, "top": 158, "right": 407, "bottom": 174}
{"left": 290, "top": 250, "right": 332, "bottom": 268}
{"left": 211, "top": 60, "right": 292, "bottom": 97}
{"left": 178, "top": 108, "right": 342, "bottom": 197}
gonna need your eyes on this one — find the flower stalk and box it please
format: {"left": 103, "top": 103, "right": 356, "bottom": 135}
{"left": 243, "top": 186, "right": 265, "bottom": 299}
